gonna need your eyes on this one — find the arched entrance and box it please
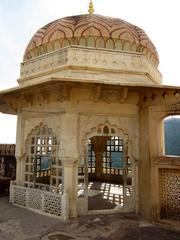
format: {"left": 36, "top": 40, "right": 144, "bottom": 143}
{"left": 77, "top": 123, "right": 137, "bottom": 215}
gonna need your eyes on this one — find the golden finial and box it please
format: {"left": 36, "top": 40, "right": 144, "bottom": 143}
{"left": 88, "top": 0, "right": 94, "bottom": 14}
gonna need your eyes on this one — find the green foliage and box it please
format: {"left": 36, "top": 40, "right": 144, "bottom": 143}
{"left": 164, "top": 118, "right": 180, "bottom": 156}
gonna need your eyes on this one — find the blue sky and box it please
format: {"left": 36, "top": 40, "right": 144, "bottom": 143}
{"left": 0, "top": 0, "right": 180, "bottom": 143}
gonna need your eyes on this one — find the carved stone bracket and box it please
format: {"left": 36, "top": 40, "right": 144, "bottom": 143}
{"left": 120, "top": 87, "right": 128, "bottom": 102}
{"left": 38, "top": 90, "right": 49, "bottom": 104}
{"left": 94, "top": 85, "right": 101, "bottom": 102}
{"left": 21, "top": 93, "right": 33, "bottom": 106}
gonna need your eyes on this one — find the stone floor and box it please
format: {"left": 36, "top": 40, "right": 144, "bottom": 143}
{"left": 0, "top": 196, "right": 180, "bottom": 240}
{"left": 79, "top": 181, "right": 133, "bottom": 211}
{"left": 88, "top": 181, "right": 124, "bottom": 210}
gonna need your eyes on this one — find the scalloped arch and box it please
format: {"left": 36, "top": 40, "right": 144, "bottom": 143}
{"left": 80, "top": 121, "right": 132, "bottom": 160}
{"left": 25, "top": 122, "right": 57, "bottom": 147}
{"left": 82, "top": 121, "right": 130, "bottom": 145}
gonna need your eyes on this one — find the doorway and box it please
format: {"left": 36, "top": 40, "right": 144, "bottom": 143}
{"left": 87, "top": 135, "right": 134, "bottom": 212}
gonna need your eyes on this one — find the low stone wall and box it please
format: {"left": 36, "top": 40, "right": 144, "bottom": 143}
{"left": 10, "top": 183, "right": 67, "bottom": 219}
{"left": 0, "top": 144, "right": 15, "bottom": 156}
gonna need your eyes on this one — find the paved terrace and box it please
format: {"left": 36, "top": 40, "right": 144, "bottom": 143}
{"left": 0, "top": 196, "right": 180, "bottom": 240}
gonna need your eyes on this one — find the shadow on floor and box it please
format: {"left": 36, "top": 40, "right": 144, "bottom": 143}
{"left": 88, "top": 181, "right": 124, "bottom": 211}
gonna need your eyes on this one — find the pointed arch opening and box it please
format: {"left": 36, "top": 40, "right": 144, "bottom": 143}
{"left": 77, "top": 122, "right": 136, "bottom": 214}
{"left": 24, "top": 123, "right": 62, "bottom": 193}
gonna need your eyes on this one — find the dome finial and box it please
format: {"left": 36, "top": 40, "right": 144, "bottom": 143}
{"left": 88, "top": 0, "right": 94, "bottom": 14}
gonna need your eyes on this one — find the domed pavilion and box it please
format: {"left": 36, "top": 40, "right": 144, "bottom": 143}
{"left": 0, "top": 1, "right": 180, "bottom": 221}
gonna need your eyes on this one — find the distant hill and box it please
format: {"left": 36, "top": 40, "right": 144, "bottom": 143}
{"left": 164, "top": 117, "right": 180, "bottom": 156}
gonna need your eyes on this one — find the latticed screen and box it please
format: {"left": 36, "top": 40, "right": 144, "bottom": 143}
{"left": 160, "top": 168, "right": 180, "bottom": 220}
{"left": 88, "top": 139, "right": 95, "bottom": 174}
{"left": 103, "top": 137, "right": 123, "bottom": 175}
{"left": 32, "top": 135, "right": 56, "bottom": 180}
{"left": 25, "top": 124, "right": 62, "bottom": 193}
{"left": 87, "top": 136, "right": 133, "bottom": 184}
{"left": 88, "top": 136, "right": 125, "bottom": 176}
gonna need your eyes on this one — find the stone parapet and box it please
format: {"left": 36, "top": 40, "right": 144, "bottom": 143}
{"left": 0, "top": 144, "right": 15, "bottom": 156}
{"left": 19, "top": 46, "right": 162, "bottom": 86}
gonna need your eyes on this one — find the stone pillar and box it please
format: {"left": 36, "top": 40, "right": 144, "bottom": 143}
{"left": 91, "top": 136, "right": 108, "bottom": 180}
{"left": 15, "top": 114, "right": 25, "bottom": 185}
{"left": 95, "top": 153, "right": 103, "bottom": 179}
{"left": 60, "top": 113, "right": 79, "bottom": 218}
{"left": 62, "top": 157, "right": 78, "bottom": 218}
{"left": 139, "top": 107, "right": 151, "bottom": 219}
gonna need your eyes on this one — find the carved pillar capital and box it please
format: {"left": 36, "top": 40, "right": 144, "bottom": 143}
{"left": 61, "top": 156, "right": 79, "bottom": 167}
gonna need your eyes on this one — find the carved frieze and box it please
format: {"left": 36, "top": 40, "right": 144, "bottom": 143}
{"left": 170, "top": 102, "right": 180, "bottom": 112}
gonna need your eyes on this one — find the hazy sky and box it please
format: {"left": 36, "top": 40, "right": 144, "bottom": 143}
{"left": 0, "top": 0, "right": 180, "bottom": 143}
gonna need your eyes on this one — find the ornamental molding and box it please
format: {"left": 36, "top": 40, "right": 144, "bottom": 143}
{"left": 152, "top": 156, "right": 180, "bottom": 166}
{"left": 170, "top": 102, "right": 180, "bottom": 111}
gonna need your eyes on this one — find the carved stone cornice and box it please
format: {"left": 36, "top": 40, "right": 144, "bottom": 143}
{"left": 152, "top": 156, "right": 180, "bottom": 167}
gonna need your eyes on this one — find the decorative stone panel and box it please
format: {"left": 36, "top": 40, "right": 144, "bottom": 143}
{"left": 160, "top": 168, "right": 180, "bottom": 220}
{"left": 27, "top": 190, "right": 42, "bottom": 210}
{"left": 44, "top": 192, "right": 62, "bottom": 216}
{"left": 13, "top": 186, "right": 26, "bottom": 206}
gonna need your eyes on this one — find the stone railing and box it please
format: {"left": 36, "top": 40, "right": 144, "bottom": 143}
{"left": 24, "top": 182, "right": 63, "bottom": 194}
{"left": 0, "top": 144, "right": 15, "bottom": 156}
{"left": 10, "top": 182, "right": 68, "bottom": 219}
